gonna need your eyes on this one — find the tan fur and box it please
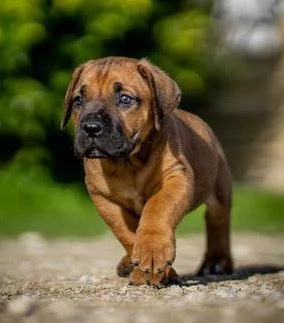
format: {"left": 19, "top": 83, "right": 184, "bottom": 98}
{"left": 62, "top": 57, "right": 233, "bottom": 285}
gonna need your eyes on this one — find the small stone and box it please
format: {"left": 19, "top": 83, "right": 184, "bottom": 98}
{"left": 247, "top": 275, "right": 258, "bottom": 283}
{"left": 278, "top": 270, "right": 284, "bottom": 277}
{"left": 165, "top": 285, "right": 182, "bottom": 297}
{"left": 78, "top": 274, "right": 90, "bottom": 283}
{"left": 45, "top": 300, "right": 79, "bottom": 321}
{"left": 7, "top": 296, "right": 36, "bottom": 316}
{"left": 276, "top": 299, "right": 284, "bottom": 309}
{"left": 18, "top": 232, "right": 46, "bottom": 255}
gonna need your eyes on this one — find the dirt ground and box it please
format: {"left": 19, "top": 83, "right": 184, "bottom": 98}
{"left": 0, "top": 232, "right": 283, "bottom": 323}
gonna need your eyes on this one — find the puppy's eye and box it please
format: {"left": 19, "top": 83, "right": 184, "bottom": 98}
{"left": 119, "top": 94, "right": 133, "bottom": 106}
{"left": 73, "top": 95, "right": 83, "bottom": 107}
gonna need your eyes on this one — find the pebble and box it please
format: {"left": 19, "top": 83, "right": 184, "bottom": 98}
{"left": 7, "top": 295, "right": 36, "bottom": 316}
{"left": 165, "top": 285, "right": 182, "bottom": 297}
{"left": 18, "top": 232, "right": 46, "bottom": 255}
{"left": 276, "top": 300, "right": 284, "bottom": 309}
{"left": 183, "top": 291, "right": 206, "bottom": 303}
{"left": 45, "top": 300, "right": 81, "bottom": 322}
{"left": 247, "top": 275, "right": 259, "bottom": 283}
{"left": 78, "top": 274, "right": 91, "bottom": 283}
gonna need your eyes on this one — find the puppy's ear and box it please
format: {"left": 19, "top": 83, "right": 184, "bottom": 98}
{"left": 60, "top": 64, "right": 84, "bottom": 129}
{"left": 137, "top": 59, "right": 181, "bottom": 130}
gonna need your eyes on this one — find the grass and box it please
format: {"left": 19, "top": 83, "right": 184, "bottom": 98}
{"left": 0, "top": 165, "right": 106, "bottom": 237}
{"left": 177, "top": 187, "right": 284, "bottom": 235}
{"left": 0, "top": 165, "right": 283, "bottom": 237}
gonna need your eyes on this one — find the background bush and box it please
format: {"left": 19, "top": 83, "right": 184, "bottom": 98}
{"left": 0, "top": 0, "right": 221, "bottom": 182}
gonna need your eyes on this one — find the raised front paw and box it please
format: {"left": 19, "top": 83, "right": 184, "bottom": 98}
{"left": 129, "top": 231, "right": 178, "bottom": 286}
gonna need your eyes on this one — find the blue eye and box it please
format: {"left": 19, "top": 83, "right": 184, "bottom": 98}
{"left": 119, "top": 94, "right": 133, "bottom": 106}
{"left": 73, "top": 95, "right": 83, "bottom": 107}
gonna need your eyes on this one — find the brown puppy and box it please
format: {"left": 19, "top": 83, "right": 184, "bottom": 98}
{"left": 61, "top": 57, "right": 233, "bottom": 285}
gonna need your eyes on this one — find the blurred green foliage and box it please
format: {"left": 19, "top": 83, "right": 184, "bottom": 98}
{"left": 0, "top": 0, "right": 219, "bottom": 180}
{"left": 0, "top": 164, "right": 106, "bottom": 236}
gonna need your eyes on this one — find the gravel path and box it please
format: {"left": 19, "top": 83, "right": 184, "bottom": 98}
{"left": 0, "top": 232, "right": 284, "bottom": 323}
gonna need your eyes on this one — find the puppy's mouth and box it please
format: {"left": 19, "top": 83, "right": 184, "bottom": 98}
{"left": 79, "top": 132, "right": 140, "bottom": 159}
{"left": 84, "top": 146, "right": 109, "bottom": 158}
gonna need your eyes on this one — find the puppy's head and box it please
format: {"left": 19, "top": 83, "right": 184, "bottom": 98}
{"left": 61, "top": 57, "right": 181, "bottom": 159}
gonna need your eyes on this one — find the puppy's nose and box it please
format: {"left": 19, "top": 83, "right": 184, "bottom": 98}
{"left": 83, "top": 121, "right": 103, "bottom": 137}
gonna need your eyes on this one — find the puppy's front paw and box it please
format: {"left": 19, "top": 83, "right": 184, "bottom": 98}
{"left": 130, "top": 265, "right": 178, "bottom": 286}
{"left": 130, "top": 231, "right": 176, "bottom": 286}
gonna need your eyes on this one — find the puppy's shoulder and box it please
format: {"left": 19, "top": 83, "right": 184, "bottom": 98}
{"left": 172, "top": 108, "right": 214, "bottom": 139}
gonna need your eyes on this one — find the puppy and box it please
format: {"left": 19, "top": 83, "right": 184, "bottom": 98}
{"left": 61, "top": 56, "right": 233, "bottom": 285}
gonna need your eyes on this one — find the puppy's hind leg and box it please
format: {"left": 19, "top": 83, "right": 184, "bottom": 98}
{"left": 197, "top": 162, "right": 233, "bottom": 276}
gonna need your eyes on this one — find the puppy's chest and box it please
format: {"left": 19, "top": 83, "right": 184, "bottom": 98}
{"left": 103, "top": 176, "right": 146, "bottom": 215}
{"left": 86, "top": 163, "right": 150, "bottom": 216}
{"left": 115, "top": 185, "right": 145, "bottom": 215}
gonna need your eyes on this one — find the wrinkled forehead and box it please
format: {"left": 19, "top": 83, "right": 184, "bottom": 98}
{"left": 77, "top": 60, "right": 149, "bottom": 96}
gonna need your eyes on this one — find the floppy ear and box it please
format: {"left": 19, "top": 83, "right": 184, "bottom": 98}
{"left": 60, "top": 65, "right": 85, "bottom": 130}
{"left": 137, "top": 59, "right": 181, "bottom": 130}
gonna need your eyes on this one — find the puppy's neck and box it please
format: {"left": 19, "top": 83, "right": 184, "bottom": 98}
{"left": 135, "top": 127, "right": 159, "bottom": 161}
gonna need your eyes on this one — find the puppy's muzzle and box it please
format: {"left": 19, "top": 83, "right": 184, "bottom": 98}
{"left": 75, "top": 111, "right": 138, "bottom": 159}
